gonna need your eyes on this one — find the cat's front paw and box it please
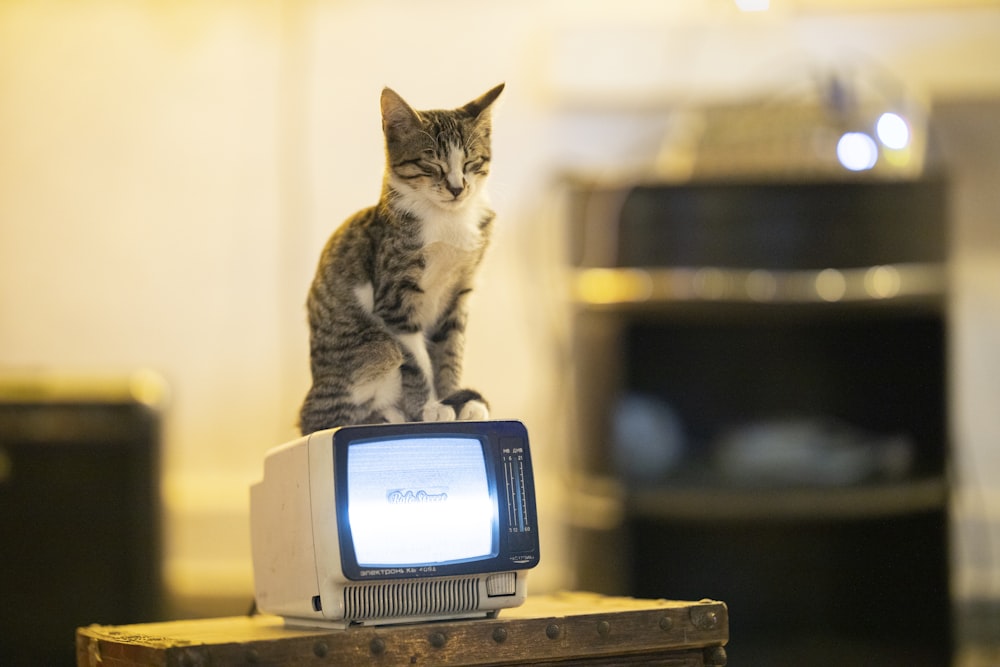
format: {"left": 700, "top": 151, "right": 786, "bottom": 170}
{"left": 458, "top": 400, "right": 489, "bottom": 421}
{"left": 422, "top": 401, "right": 457, "bottom": 422}
{"left": 441, "top": 389, "right": 490, "bottom": 421}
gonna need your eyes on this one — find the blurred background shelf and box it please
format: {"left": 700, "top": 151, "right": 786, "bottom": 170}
{"left": 567, "top": 176, "right": 952, "bottom": 666}
{"left": 627, "top": 476, "right": 948, "bottom": 521}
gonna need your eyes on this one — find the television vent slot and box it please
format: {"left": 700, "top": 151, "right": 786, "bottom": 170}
{"left": 343, "top": 578, "right": 481, "bottom": 620}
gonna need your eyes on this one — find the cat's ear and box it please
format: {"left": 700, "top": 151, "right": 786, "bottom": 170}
{"left": 381, "top": 87, "right": 421, "bottom": 139}
{"left": 461, "top": 83, "right": 505, "bottom": 119}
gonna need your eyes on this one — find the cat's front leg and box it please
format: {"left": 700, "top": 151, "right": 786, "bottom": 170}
{"left": 397, "top": 332, "right": 457, "bottom": 421}
{"left": 428, "top": 302, "right": 489, "bottom": 421}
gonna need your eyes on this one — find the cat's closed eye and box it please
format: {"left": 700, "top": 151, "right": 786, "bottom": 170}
{"left": 464, "top": 157, "right": 488, "bottom": 174}
{"left": 395, "top": 158, "right": 443, "bottom": 180}
{"left": 418, "top": 159, "right": 444, "bottom": 177}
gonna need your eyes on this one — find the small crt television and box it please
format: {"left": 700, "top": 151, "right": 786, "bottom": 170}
{"left": 250, "top": 420, "right": 540, "bottom": 628}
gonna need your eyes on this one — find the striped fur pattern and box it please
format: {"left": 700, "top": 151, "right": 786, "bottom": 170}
{"left": 299, "top": 83, "right": 504, "bottom": 434}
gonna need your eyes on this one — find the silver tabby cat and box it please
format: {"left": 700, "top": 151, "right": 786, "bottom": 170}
{"left": 299, "top": 83, "right": 504, "bottom": 435}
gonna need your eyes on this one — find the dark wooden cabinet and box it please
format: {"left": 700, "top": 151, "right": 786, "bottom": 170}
{"left": 0, "top": 374, "right": 164, "bottom": 667}
{"left": 567, "top": 178, "right": 951, "bottom": 665}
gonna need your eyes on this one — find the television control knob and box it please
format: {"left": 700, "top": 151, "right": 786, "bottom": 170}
{"left": 486, "top": 572, "right": 516, "bottom": 596}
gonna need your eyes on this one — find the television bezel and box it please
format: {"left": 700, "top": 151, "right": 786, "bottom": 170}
{"left": 331, "top": 420, "right": 539, "bottom": 582}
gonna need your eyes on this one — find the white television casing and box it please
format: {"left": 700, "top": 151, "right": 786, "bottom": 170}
{"left": 250, "top": 420, "right": 540, "bottom": 628}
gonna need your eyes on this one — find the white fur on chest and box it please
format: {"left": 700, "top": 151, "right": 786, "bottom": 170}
{"left": 361, "top": 189, "right": 489, "bottom": 331}
{"left": 389, "top": 179, "right": 490, "bottom": 251}
{"left": 415, "top": 195, "right": 489, "bottom": 329}
{"left": 417, "top": 239, "right": 478, "bottom": 330}
{"left": 420, "top": 195, "right": 490, "bottom": 250}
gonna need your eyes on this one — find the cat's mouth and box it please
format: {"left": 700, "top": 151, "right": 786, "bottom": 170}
{"left": 439, "top": 191, "right": 467, "bottom": 207}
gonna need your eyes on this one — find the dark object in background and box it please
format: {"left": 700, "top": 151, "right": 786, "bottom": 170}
{"left": 0, "top": 373, "right": 164, "bottom": 667}
{"left": 568, "top": 178, "right": 951, "bottom": 666}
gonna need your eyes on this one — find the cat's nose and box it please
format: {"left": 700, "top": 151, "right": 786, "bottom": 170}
{"left": 446, "top": 183, "right": 464, "bottom": 198}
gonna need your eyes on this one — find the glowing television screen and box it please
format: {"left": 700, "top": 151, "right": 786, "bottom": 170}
{"left": 250, "top": 420, "right": 540, "bottom": 628}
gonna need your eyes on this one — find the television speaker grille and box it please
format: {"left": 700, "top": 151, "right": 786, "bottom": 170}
{"left": 343, "top": 578, "right": 481, "bottom": 620}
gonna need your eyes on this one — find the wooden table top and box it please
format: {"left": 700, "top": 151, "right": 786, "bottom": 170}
{"left": 77, "top": 592, "right": 728, "bottom": 666}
